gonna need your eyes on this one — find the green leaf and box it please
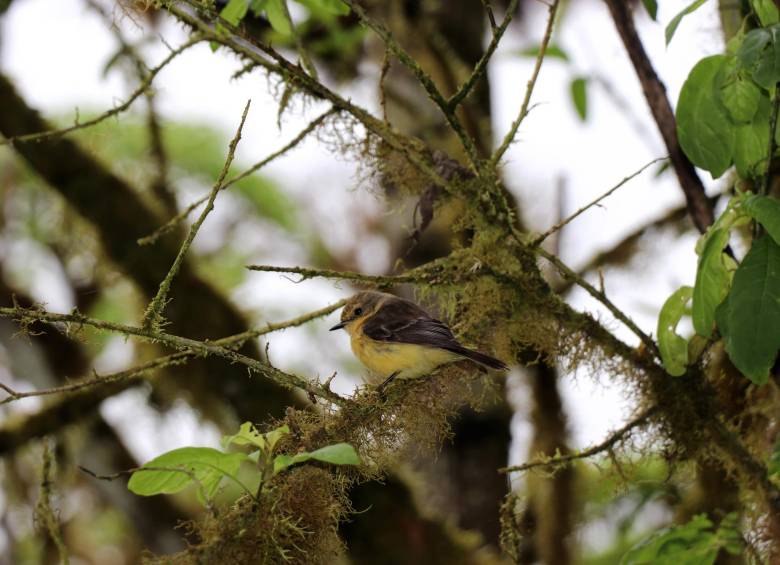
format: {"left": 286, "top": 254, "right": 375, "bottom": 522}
{"left": 753, "top": 25, "right": 780, "bottom": 89}
{"left": 752, "top": 0, "right": 780, "bottom": 26}
{"left": 250, "top": 0, "right": 269, "bottom": 16}
{"left": 693, "top": 228, "right": 732, "bottom": 336}
{"left": 621, "top": 514, "right": 720, "bottom": 565}
{"left": 307, "top": 443, "right": 361, "bottom": 465}
{"left": 264, "top": 425, "right": 290, "bottom": 451}
{"left": 719, "top": 72, "right": 761, "bottom": 123}
{"left": 717, "top": 236, "right": 780, "bottom": 384}
{"left": 222, "top": 422, "right": 266, "bottom": 450}
{"left": 273, "top": 442, "right": 361, "bottom": 474}
{"left": 733, "top": 94, "right": 771, "bottom": 178}
{"left": 736, "top": 28, "right": 772, "bottom": 70}
{"left": 297, "top": 0, "right": 350, "bottom": 15}
{"left": 743, "top": 194, "right": 780, "bottom": 244}
{"left": 665, "top": 0, "right": 709, "bottom": 46}
{"left": 266, "top": 0, "right": 293, "bottom": 35}
{"left": 570, "top": 77, "right": 588, "bottom": 121}
{"left": 642, "top": 0, "right": 658, "bottom": 21}
{"left": 658, "top": 286, "right": 694, "bottom": 376}
{"left": 518, "top": 44, "right": 570, "bottom": 62}
{"left": 220, "top": 0, "right": 251, "bottom": 26}
{"left": 676, "top": 55, "right": 735, "bottom": 178}
{"left": 128, "top": 447, "right": 247, "bottom": 498}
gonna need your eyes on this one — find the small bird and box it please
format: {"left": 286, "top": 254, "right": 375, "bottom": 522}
{"left": 330, "top": 291, "right": 508, "bottom": 387}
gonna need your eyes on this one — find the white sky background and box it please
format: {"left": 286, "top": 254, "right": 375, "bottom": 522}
{"left": 0, "top": 0, "right": 725, "bottom": 464}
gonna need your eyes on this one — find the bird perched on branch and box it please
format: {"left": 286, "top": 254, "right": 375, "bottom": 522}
{"left": 330, "top": 291, "right": 508, "bottom": 388}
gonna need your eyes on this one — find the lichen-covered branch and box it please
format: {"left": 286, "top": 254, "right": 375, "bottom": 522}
{"left": 142, "top": 100, "right": 251, "bottom": 329}
{"left": 0, "top": 305, "right": 348, "bottom": 406}
{"left": 501, "top": 406, "right": 659, "bottom": 474}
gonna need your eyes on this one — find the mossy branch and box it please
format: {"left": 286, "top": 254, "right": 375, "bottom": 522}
{"left": 142, "top": 100, "right": 251, "bottom": 329}
{"left": 168, "top": 2, "right": 456, "bottom": 195}
{"left": 446, "top": 0, "right": 519, "bottom": 110}
{"left": 339, "top": 0, "right": 480, "bottom": 168}
{"left": 36, "top": 441, "right": 70, "bottom": 565}
{"left": 500, "top": 406, "right": 658, "bottom": 474}
{"left": 0, "top": 35, "right": 202, "bottom": 146}
{"left": 0, "top": 304, "right": 348, "bottom": 406}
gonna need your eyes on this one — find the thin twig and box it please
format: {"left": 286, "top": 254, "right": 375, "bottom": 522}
{"left": 0, "top": 305, "right": 348, "bottom": 406}
{"left": 491, "top": 0, "right": 559, "bottom": 166}
{"left": 339, "top": 0, "right": 481, "bottom": 168}
{"left": 142, "top": 100, "right": 251, "bottom": 328}
{"left": 447, "top": 0, "right": 519, "bottom": 110}
{"left": 500, "top": 406, "right": 658, "bottom": 473}
{"left": 534, "top": 245, "right": 659, "bottom": 357}
{"left": 138, "top": 106, "right": 337, "bottom": 245}
{"left": 169, "top": 2, "right": 454, "bottom": 195}
{"left": 481, "top": 0, "right": 498, "bottom": 32}
{"left": 0, "top": 36, "right": 202, "bottom": 146}
{"left": 531, "top": 157, "right": 667, "bottom": 247}
{"left": 36, "top": 441, "right": 70, "bottom": 565}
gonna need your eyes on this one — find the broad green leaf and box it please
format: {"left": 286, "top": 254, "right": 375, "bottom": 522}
{"left": 266, "top": 0, "right": 293, "bottom": 35}
{"left": 736, "top": 28, "right": 772, "bottom": 70}
{"left": 642, "top": 0, "right": 658, "bottom": 21}
{"left": 220, "top": 0, "right": 251, "bottom": 26}
{"left": 298, "top": 0, "right": 350, "bottom": 16}
{"left": 570, "top": 77, "right": 588, "bottom": 121}
{"left": 657, "top": 286, "right": 693, "bottom": 376}
{"left": 719, "top": 73, "right": 761, "bottom": 123}
{"left": 621, "top": 514, "right": 740, "bottom": 565}
{"left": 307, "top": 443, "right": 361, "bottom": 465}
{"left": 743, "top": 194, "right": 780, "bottom": 244}
{"left": 693, "top": 228, "right": 732, "bottom": 336}
{"left": 676, "top": 56, "right": 735, "bottom": 178}
{"left": 128, "top": 447, "right": 247, "bottom": 498}
{"left": 273, "top": 442, "right": 361, "bottom": 474}
{"left": 733, "top": 93, "right": 771, "bottom": 178}
{"left": 717, "top": 236, "right": 780, "bottom": 384}
{"left": 752, "top": 0, "right": 780, "bottom": 26}
{"left": 753, "top": 25, "right": 780, "bottom": 89}
{"left": 518, "top": 44, "right": 570, "bottom": 62}
{"left": 665, "top": 0, "right": 709, "bottom": 46}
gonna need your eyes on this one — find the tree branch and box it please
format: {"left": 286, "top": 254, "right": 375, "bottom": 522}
{"left": 0, "top": 36, "right": 202, "bottom": 146}
{"left": 491, "top": 0, "right": 559, "bottom": 166}
{"left": 500, "top": 406, "right": 658, "bottom": 473}
{"left": 142, "top": 100, "right": 251, "bottom": 329}
{"left": 604, "top": 0, "right": 714, "bottom": 233}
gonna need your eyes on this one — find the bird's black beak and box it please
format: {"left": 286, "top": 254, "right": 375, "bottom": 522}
{"left": 329, "top": 321, "right": 346, "bottom": 331}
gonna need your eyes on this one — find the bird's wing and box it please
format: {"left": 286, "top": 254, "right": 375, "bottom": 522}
{"left": 361, "top": 297, "right": 461, "bottom": 349}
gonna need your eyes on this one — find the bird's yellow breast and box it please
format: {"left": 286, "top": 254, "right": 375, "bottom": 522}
{"left": 349, "top": 331, "right": 459, "bottom": 382}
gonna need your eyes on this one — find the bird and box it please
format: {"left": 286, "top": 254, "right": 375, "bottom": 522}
{"left": 330, "top": 290, "right": 508, "bottom": 388}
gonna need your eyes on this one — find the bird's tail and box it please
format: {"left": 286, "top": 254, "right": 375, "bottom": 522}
{"left": 445, "top": 345, "right": 509, "bottom": 371}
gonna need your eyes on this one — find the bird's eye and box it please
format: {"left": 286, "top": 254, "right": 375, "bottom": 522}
{"left": 354, "top": 307, "right": 363, "bottom": 316}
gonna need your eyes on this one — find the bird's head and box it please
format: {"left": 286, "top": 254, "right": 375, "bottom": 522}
{"left": 329, "top": 291, "right": 387, "bottom": 333}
